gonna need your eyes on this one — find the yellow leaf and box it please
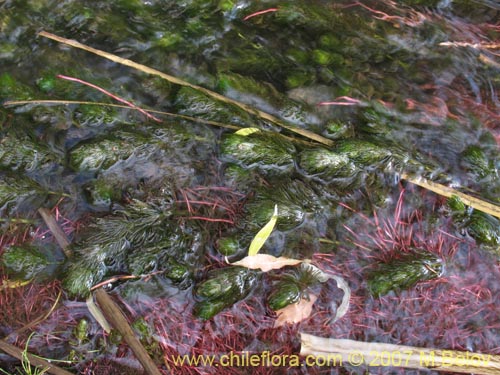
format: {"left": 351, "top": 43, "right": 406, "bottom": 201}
{"left": 248, "top": 204, "right": 278, "bottom": 256}
{"left": 234, "top": 127, "right": 261, "bottom": 136}
{"left": 0, "top": 278, "right": 32, "bottom": 290}
{"left": 230, "top": 254, "right": 304, "bottom": 272}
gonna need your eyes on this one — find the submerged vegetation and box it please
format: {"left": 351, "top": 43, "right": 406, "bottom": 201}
{"left": 1, "top": 0, "right": 500, "bottom": 373}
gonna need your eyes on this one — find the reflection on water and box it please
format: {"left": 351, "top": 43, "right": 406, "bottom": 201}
{"left": 0, "top": 0, "right": 499, "bottom": 373}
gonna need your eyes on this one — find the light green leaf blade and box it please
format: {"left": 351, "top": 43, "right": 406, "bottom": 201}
{"left": 86, "top": 294, "right": 111, "bottom": 333}
{"left": 248, "top": 204, "right": 278, "bottom": 256}
{"left": 235, "top": 127, "right": 261, "bottom": 136}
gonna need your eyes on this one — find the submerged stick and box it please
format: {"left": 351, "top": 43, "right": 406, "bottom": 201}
{"left": 300, "top": 333, "right": 500, "bottom": 375}
{"left": 0, "top": 340, "right": 74, "bottom": 375}
{"left": 38, "top": 30, "right": 333, "bottom": 147}
{"left": 94, "top": 289, "right": 162, "bottom": 375}
{"left": 38, "top": 208, "right": 72, "bottom": 257}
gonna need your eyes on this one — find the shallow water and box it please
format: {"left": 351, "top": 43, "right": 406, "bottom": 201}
{"left": 0, "top": 0, "right": 499, "bottom": 374}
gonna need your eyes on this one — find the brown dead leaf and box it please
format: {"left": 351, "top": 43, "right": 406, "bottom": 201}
{"left": 274, "top": 294, "right": 318, "bottom": 327}
{"left": 229, "top": 254, "right": 304, "bottom": 272}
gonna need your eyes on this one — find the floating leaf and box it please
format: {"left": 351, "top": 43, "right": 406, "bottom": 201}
{"left": 234, "top": 127, "right": 261, "bottom": 136}
{"left": 274, "top": 294, "right": 318, "bottom": 327}
{"left": 230, "top": 254, "right": 303, "bottom": 272}
{"left": 248, "top": 204, "right": 278, "bottom": 256}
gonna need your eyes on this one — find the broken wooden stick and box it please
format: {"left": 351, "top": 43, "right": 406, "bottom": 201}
{"left": 94, "top": 289, "right": 162, "bottom": 375}
{"left": 38, "top": 208, "right": 72, "bottom": 257}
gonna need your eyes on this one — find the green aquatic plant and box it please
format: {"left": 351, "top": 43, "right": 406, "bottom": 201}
{"left": 448, "top": 196, "right": 500, "bottom": 248}
{"left": 175, "top": 86, "right": 252, "bottom": 126}
{"left": 245, "top": 199, "right": 305, "bottom": 232}
{"left": 219, "top": 131, "right": 296, "bottom": 175}
{"left": 322, "top": 120, "right": 355, "bottom": 140}
{"left": 461, "top": 145, "right": 498, "bottom": 181}
{"left": 0, "top": 72, "right": 33, "bottom": 100}
{"left": 239, "top": 179, "right": 322, "bottom": 236}
{"left": 69, "top": 129, "right": 152, "bottom": 171}
{"left": 334, "top": 139, "right": 394, "bottom": 167}
{"left": 0, "top": 172, "right": 61, "bottom": 217}
{"left": 216, "top": 72, "right": 317, "bottom": 127}
{"left": 367, "top": 251, "right": 443, "bottom": 297}
{"left": 267, "top": 264, "right": 323, "bottom": 311}
{"left": 0, "top": 130, "right": 60, "bottom": 171}
{"left": 63, "top": 198, "right": 176, "bottom": 297}
{"left": 194, "top": 266, "right": 258, "bottom": 320}
{"left": 466, "top": 211, "right": 500, "bottom": 248}
{"left": 298, "top": 148, "right": 357, "bottom": 180}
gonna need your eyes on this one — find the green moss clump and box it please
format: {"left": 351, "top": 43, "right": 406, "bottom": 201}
{"left": 245, "top": 199, "right": 305, "bottom": 232}
{"left": 267, "top": 263, "right": 323, "bottom": 310}
{"left": 367, "top": 251, "right": 443, "bottom": 297}
{"left": 0, "top": 172, "right": 53, "bottom": 216}
{"left": 0, "top": 72, "right": 33, "bottom": 100}
{"left": 322, "top": 121, "right": 355, "bottom": 140}
{"left": 447, "top": 196, "right": 500, "bottom": 248}
{"left": 216, "top": 236, "right": 241, "bottom": 256}
{"left": 466, "top": 211, "right": 500, "bottom": 248}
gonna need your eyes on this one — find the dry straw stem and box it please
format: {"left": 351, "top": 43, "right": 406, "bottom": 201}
{"left": 35, "top": 31, "right": 500, "bottom": 218}
{"left": 38, "top": 31, "right": 332, "bottom": 147}
{"left": 400, "top": 172, "right": 500, "bottom": 219}
{"left": 300, "top": 333, "right": 500, "bottom": 375}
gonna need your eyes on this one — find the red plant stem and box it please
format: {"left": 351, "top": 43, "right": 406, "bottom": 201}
{"left": 178, "top": 200, "right": 235, "bottom": 215}
{"left": 57, "top": 74, "right": 162, "bottom": 122}
{"left": 243, "top": 8, "right": 279, "bottom": 21}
